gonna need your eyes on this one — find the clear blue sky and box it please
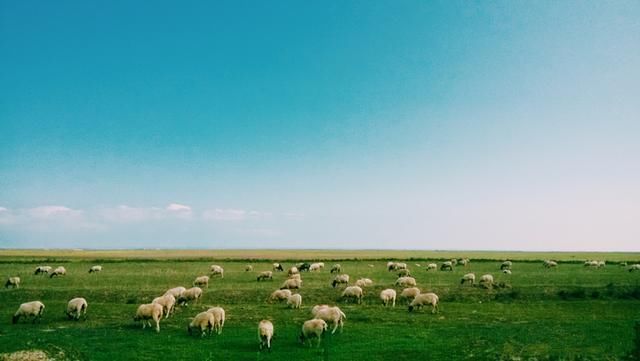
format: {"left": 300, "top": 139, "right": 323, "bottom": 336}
{"left": 1, "top": 1, "right": 639, "bottom": 250}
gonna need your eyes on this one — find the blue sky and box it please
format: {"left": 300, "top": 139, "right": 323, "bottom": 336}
{"left": 1, "top": 1, "right": 639, "bottom": 250}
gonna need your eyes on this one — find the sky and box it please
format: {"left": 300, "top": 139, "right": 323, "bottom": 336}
{"left": 1, "top": 1, "right": 639, "bottom": 251}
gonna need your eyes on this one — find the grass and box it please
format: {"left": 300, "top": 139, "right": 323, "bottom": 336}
{"left": 0, "top": 250, "right": 639, "bottom": 360}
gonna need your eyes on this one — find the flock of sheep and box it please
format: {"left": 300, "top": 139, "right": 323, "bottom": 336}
{"left": 6, "top": 258, "right": 640, "bottom": 351}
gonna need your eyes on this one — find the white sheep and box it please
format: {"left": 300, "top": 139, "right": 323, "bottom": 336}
{"left": 355, "top": 278, "right": 373, "bottom": 288}
{"left": 408, "top": 292, "right": 439, "bottom": 313}
{"left": 460, "top": 273, "right": 476, "bottom": 285}
{"left": 269, "top": 289, "right": 292, "bottom": 303}
{"left": 88, "top": 265, "right": 102, "bottom": 273}
{"left": 164, "top": 286, "right": 186, "bottom": 299}
{"left": 503, "top": 269, "right": 512, "bottom": 275}
{"left": 309, "top": 263, "right": 322, "bottom": 272}
{"left": 395, "top": 276, "right": 417, "bottom": 288}
{"left": 311, "top": 305, "right": 346, "bottom": 334}
{"left": 500, "top": 261, "right": 513, "bottom": 270}
{"left": 210, "top": 265, "right": 224, "bottom": 278}
{"left": 597, "top": 261, "right": 606, "bottom": 268}
{"left": 426, "top": 263, "right": 437, "bottom": 271}
{"left": 5, "top": 277, "right": 20, "bottom": 289}
{"left": 258, "top": 320, "right": 274, "bottom": 351}
{"left": 287, "top": 266, "right": 299, "bottom": 276}
{"left": 134, "top": 303, "right": 163, "bottom": 332}
{"left": 397, "top": 269, "right": 411, "bottom": 277}
{"left": 459, "top": 258, "right": 470, "bottom": 266}
{"left": 206, "top": 307, "right": 226, "bottom": 335}
{"left": 188, "top": 311, "right": 214, "bottom": 337}
{"left": 257, "top": 271, "right": 273, "bottom": 281}
{"left": 400, "top": 287, "right": 420, "bottom": 302}
{"left": 280, "top": 278, "right": 302, "bottom": 290}
{"left": 152, "top": 294, "right": 176, "bottom": 318}
{"left": 330, "top": 264, "right": 342, "bottom": 273}
{"left": 341, "top": 286, "right": 363, "bottom": 304}
{"left": 245, "top": 265, "right": 253, "bottom": 272}
{"left": 543, "top": 260, "right": 558, "bottom": 268}
{"left": 177, "top": 287, "right": 202, "bottom": 306}
{"left": 479, "top": 274, "right": 494, "bottom": 289}
{"left": 440, "top": 261, "right": 453, "bottom": 271}
{"left": 331, "top": 274, "right": 350, "bottom": 288}
{"left": 50, "top": 266, "right": 67, "bottom": 278}
{"left": 273, "top": 263, "right": 284, "bottom": 272}
{"left": 299, "top": 319, "right": 328, "bottom": 347}
{"left": 629, "top": 264, "right": 640, "bottom": 272}
{"left": 380, "top": 289, "right": 396, "bottom": 307}
{"left": 12, "top": 301, "right": 45, "bottom": 324}
{"left": 287, "top": 293, "right": 302, "bottom": 309}
{"left": 193, "top": 275, "right": 210, "bottom": 288}
{"left": 34, "top": 266, "right": 52, "bottom": 275}
{"left": 288, "top": 273, "right": 302, "bottom": 280}
{"left": 584, "top": 260, "right": 599, "bottom": 268}
{"left": 65, "top": 297, "right": 87, "bottom": 320}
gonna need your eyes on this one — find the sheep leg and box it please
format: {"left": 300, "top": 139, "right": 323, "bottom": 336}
{"left": 155, "top": 319, "right": 160, "bottom": 333}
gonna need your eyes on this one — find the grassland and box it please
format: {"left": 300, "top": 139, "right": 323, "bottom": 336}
{"left": 0, "top": 250, "right": 639, "bottom": 360}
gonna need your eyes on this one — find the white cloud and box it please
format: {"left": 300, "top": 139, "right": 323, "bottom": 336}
{"left": 0, "top": 207, "right": 15, "bottom": 225}
{"left": 100, "top": 205, "right": 165, "bottom": 223}
{"left": 166, "top": 203, "right": 192, "bottom": 212}
{"left": 27, "top": 205, "right": 83, "bottom": 219}
{"left": 202, "top": 208, "right": 247, "bottom": 221}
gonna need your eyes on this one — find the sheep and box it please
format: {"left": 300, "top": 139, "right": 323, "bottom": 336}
{"left": 331, "top": 274, "right": 350, "bottom": 288}
{"left": 597, "top": 261, "right": 606, "bottom": 268}
{"left": 500, "top": 261, "right": 513, "bottom": 270}
{"left": 397, "top": 269, "right": 411, "bottom": 277}
{"left": 188, "top": 311, "right": 215, "bottom": 337}
{"left": 34, "top": 266, "right": 52, "bottom": 275}
{"left": 400, "top": 287, "right": 421, "bottom": 302}
{"left": 355, "top": 278, "right": 373, "bottom": 288}
{"left": 288, "top": 273, "right": 302, "bottom": 280}
{"left": 629, "top": 264, "right": 640, "bottom": 272}
{"left": 5, "top": 277, "right": 20, "bottom": 289}
{"left": 50, "top": 266, "right": 67, "bottom": 278}
{"left": 210, "top": 265, "right": 224, "bottom": 278}
{"left": 368, "top": 264, "right": 375, "bottom": 268}
{"left": 309, "top": 263, "right": 323, "bottom": 272}
{"left": 258, "top": 320, "right": 274, "bottom": 351}
{"left": 269, "top": 289, "right": 292, "bottom": 303}
{"left": 273, "top": 263, "right": 284, "bottom": 272}
{"left": 152, "top": 294, "right": 176, "bottom": 318}
{"left": 164, "top": 286, "right": 186, "bottom": 299}
{"left": 543, "top": 260, "right": 558, "bottom": 268}
{"left": 299, "top": 319, "right": 328, "bottom": 347}
{"left": 426, "top": 263, "right": 437, "bottom": 271}
{"left": 460, "top": 273, "right": 476, "bottom": 285}
{"left": 479, "top": 274, "right": 494, "bottom": 289}
{"left": 288, "top": 266, "right": 299, "bottom": 276}
{"left": 298, "top": 263, "right": 311, "bottom": 272}
{"left": 408, "top": 292, "right": 439, "bottom": 313}
{"left": 341, "top": 286, "right": 363, "bottom": 304}
{"left": 330, "top": 264, "right": 342, "bottom": 273}
{"left": 287, "top": 293, "right": 302, "bottom": 309}
{"left": 620, "top": 262, "right": 628, "bottom": 267}
{"left": 206, "top": 307, "right": 225, "bottom": 335}
{"left": 395, "top": 276, "right": 417, "bottom": 288}
{"left": 65, "top": 297, "right": 87, "bottom": 320}
{"left": 584, "top": 260, "right": 599, "bottom": 268}
{"left": 280, "top": 278, "right": 302, "bottom": 290}
{"left": 503, "top": 269, "right": 512, "bottom": 275}
{"left": 459, "top": 258, "right": 470, "bottom": 266}
{"left": 311, "top": 305, "right": 346, "bottom": 334}
{"left": 440, "top": 261, "right": 453, "bottom": 271}
{"left": 193, "top": 275, "right": 210, "bottom": 288}
{"left": 177, "top": 287, "right": 202, "bottom": 306}
{"left": 257, "top": 271, "right": 273, "bottom": 281}
{"left": 88, "top": 265, "right": 102, "bottom": 273}
{"left": 388, "top": 262, "right": 407, "bottom": 271}
{"left": 12, "top": 301, "right": 45, "bottom": 324}
{"left": 380, "top": 289, "right": 396, "bottom": 307}
{"left": 245, "top": 265, "right": 253, "bottom": 272}
{"left": 134, "top": 303, "right": 163, "bottom": 332}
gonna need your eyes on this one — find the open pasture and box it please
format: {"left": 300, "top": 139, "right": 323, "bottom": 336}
{"left": 1, "top": 251, "right": 639, "bottom": 360}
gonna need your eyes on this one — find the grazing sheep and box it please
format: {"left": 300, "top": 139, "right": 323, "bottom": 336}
{"left": 597, "top": 261, "right": 606, "bottom": 268}
{"left": 206, "top": 307, "right": 225, "bottom": 335}
{"left": 34, "top": 266, "right": 52, "bottom": 275}
{"left": 397, "top": 269, "right": 411, "bottom": 277}
{"left": 273, "top": 263, "right": 284, "bottom": 272}
{"left": 188, "top": 311, "right": 215, "bottom": 337}
{"left": 299, "top": 319, "right": 328, "bottom": 347}
{"left": 388, "top": 262, "right": 407, "bottom": 271}
{"left": 330, "top": 264, "right": 342, "bottom": 274}
{"left": 50, "top": 266, "right": 67, "bottom": 278}
{"left": 502, "top": 269, "right": 512, "bottom": 275}
{"left": 288, "top": 267, "right": 299, "bottom": 276}
{"left": 543, "top": 260, "right": 558, "bottom": 268}
{"left": 258, "top": 320, "right": 274, "bottom": 351}
{"left": 177, "top": 287, "right": 202, "bottom": 306}
{"left": 5, "top": 277, "right": 20, "bottom": 289}
{"left": 164, "top": 286, "right": 186, "bottom": 299}
{"left": 341, "top": 286, "right": 364, "bottom": 304}
{"left": 287, "top": 294, "right": 302, "bottom": 309}
{"left": 380, "top": 289, "right": 396, "bottom": 307}
{"left": 460, "top": 273, "right": 476, "bottom": 285}
{"left": 629, "top": 264, "right": 640, "bottom": 272}
{"left": 426, "top": 263, "right": 437, "bottom": 271}
{"left": 257, "top": 271, "right": 273, "bottom": 281}
{"left": 408, "top": 292, "right": 439, "bottom": 313}
{"left": 395, "top": 276, "right": 417, "bottom": 288}
{"left": 331, "top": 274, "right": 350, "bottom": 288}
{"left": 298, "top": 263, "right": 311, "bottom": 272}
{"left": 500, "top": 261, "right": 513, "bottom": 270}
{"left": 65, "top": 298, "right": 87, "bottom": 320}
{"left": 584, "top": 260, "right": 599, "bottom": 268}
{"left": 459, "top": 258, "right": 470, "bottom": 266}
{"left": 12, "top": 301, "right": 45, "bottom": 324}
{"left": 152, "top": 294, "right": 176, "bottom": 318}
{"left": 400, "top": 287, "right": 421, "bottom": 302}
{"left": 280, "top": 278, "right": 302, "bottom": 290}
{"left": 88, "top": 265, "right": 102, "bottom": 273}
{"left": 311, "top": 305, "right": 346, "bottom": 334}
{"left": 245, "top": 265, "right": 253, "bottom": 272}
{"left": 479, "top": 274, "right": 494, "bottom": 289}
{"left": 450, "top": 258, "right": 458, "bottom": 266}
{"left": 210, "top": 265, "right": 224, "bottom": 278}
{"left": 309, "top": 263, "right": 323, "bottom": 272}
{"left": 269, "top": 289, "right": 292, "bottom": 303}
{"left": 355, "top": 278, "right": 373, "bottom": 288}
{"left": 440, "top": 261, "right": 453, "bottom": 271}
{"left": 193, "top": 275, "right": 210, "bottom": 288}
{"left": 134, "top": 303, "right": 163, "bottom": 332}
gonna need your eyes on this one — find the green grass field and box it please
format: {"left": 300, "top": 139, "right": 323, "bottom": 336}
{"left": 1, "top": 250, "right": 639, "bottom": 360}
